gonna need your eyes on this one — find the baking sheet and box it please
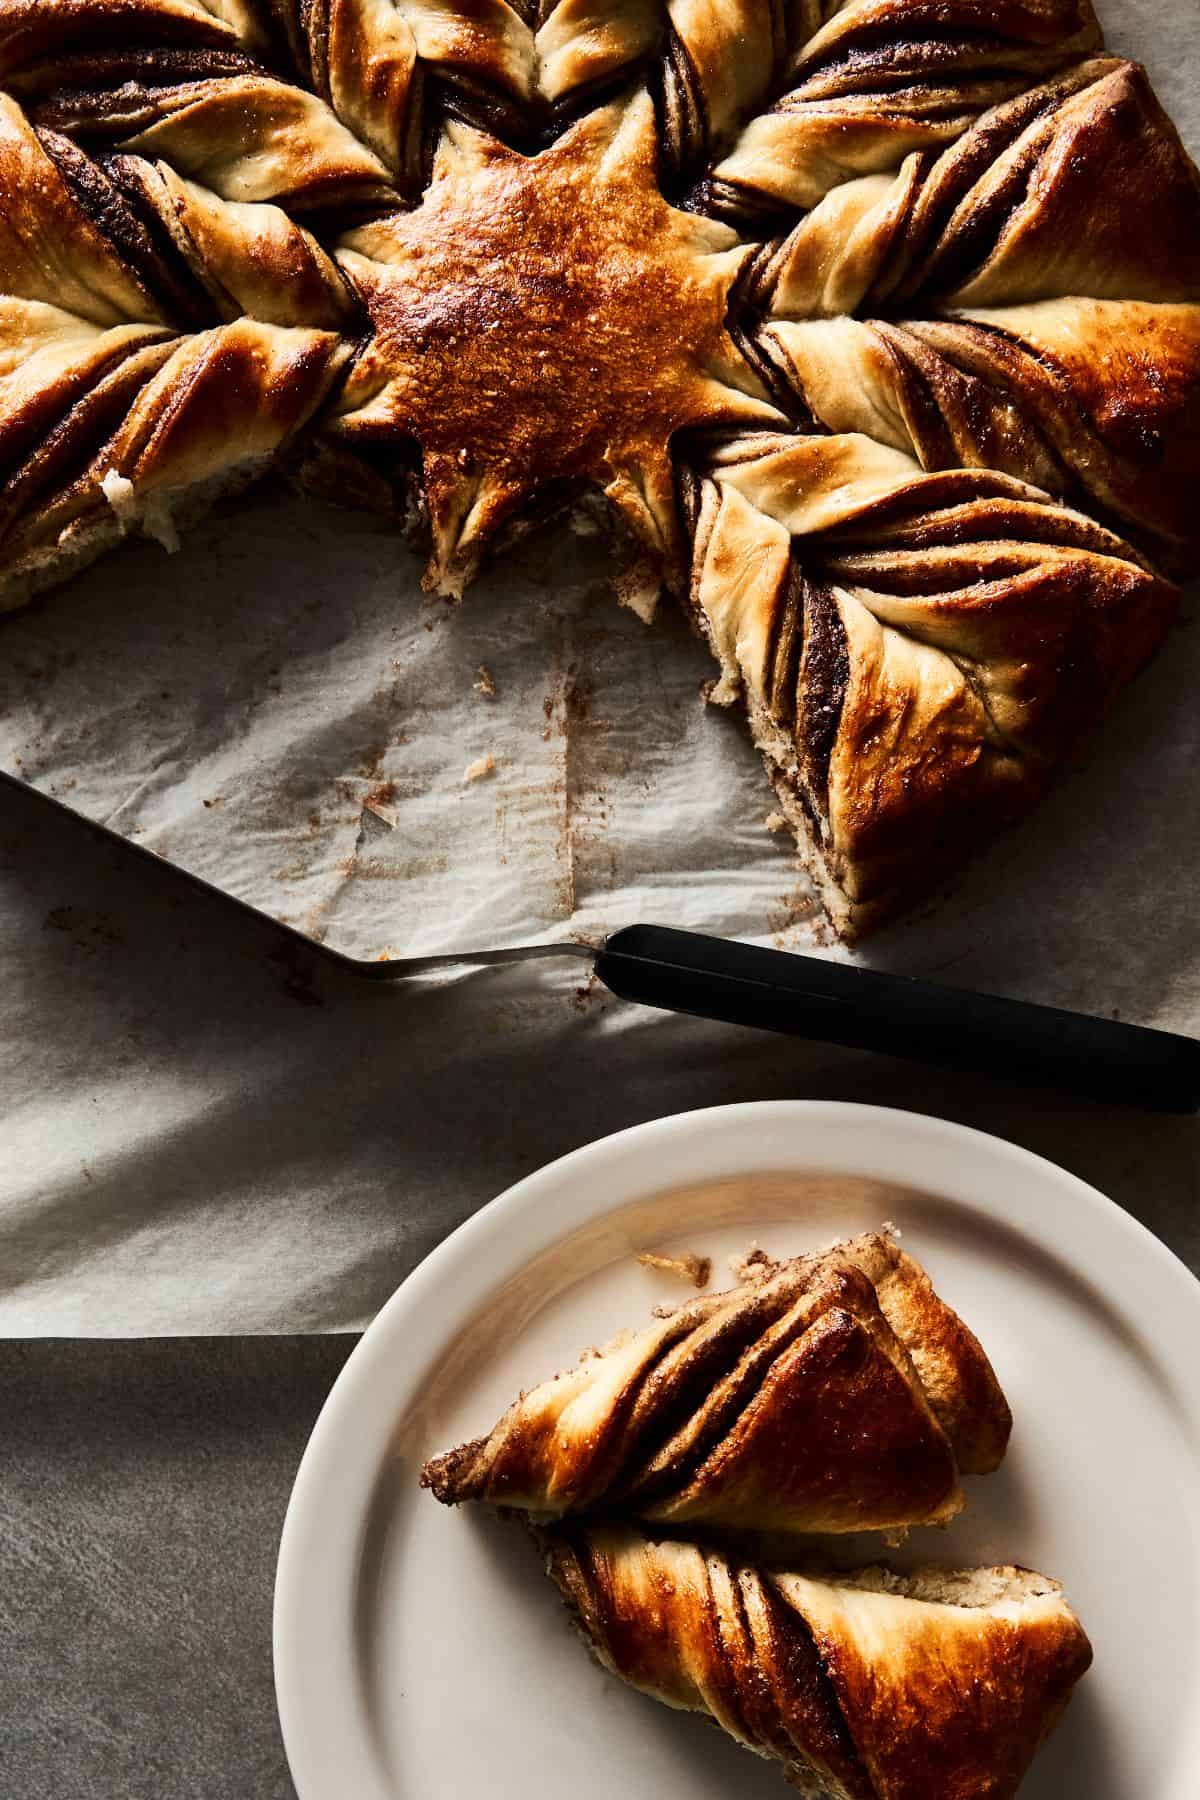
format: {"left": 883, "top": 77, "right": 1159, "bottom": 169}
{"left": 0, "top": 0, "right": 1196, "bottom": 1334}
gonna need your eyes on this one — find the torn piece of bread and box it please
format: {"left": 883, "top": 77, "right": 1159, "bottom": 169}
{"left": 544, "top": 1525, "right": 1092, "bottom": 1800}
{"left": 420, "top": 1233, "right": 1009, "bottom": 1535}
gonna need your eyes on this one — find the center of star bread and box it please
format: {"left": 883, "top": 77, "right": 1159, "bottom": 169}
{"left": 329, "top": 93, "right": 775, "bottom": 595}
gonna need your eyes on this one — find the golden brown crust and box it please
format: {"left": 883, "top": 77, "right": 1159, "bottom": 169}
{"left": 750, "top": 58, "right": 1200, "bottom": 316}
{"left": 548, "top": 1528, "right": 877, "bottom": 1796}
{"left": 689, "top": 433, "right": 1179, "bottom": 926}
{"left": 707, "top": 0, "right": 1103, "bottom": 219}
{"left": 725, "top": 1234, "right": 1012, "bottom": 1475}
{"left": 544, "top": 1526, "right": 1093, "bottom": 1800}
{"left": 836, "top": 1236, "right": 1011, "bottom": 1475}
{"left": 0, "top": 65, "right": 353, "bottom": 605}
{"left": 420, "top": 1234, "right": 1009, "bottom": 1534}
{"left": 0, "top": 312, "right": 349, "bottom": 596}
{"left": 625, "top": 1265, "right": 963, "bottom": 1534}
{"left": 331, "top": 95, "right": 776, "bottom": 597}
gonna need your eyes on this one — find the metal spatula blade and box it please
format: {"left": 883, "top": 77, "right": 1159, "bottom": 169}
{"left": 376, "top": 923, "right": 1200, "bottom": 1113}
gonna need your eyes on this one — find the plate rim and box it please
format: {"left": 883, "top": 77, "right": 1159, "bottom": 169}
{"left": 273, "top": 1099, "right": 1200, "bottom": 1800}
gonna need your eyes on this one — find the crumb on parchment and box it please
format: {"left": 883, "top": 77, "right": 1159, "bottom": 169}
{"left": 474, "top": 663, "right": 497, "bottom": 698}
{"left": 462, "top": 752, "right": 496, "bottom": 784}
{"left": 764, "top": 811, "right": 787, "bottom": 834}
{"left": 637, "top": 1250, "right": 712, "bottom": 1289}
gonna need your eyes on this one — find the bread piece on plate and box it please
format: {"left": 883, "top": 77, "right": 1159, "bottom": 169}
{"left": 545, "top": 1525, "right": 1093, "bottom": 1800}
{"left": 420, "top": 1233, "right": 1010, "bottom": 1535}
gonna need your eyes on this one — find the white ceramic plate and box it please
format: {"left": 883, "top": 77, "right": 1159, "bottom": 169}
{"left": 274, "top": 1102, "right": 1200, "bottom": 1799}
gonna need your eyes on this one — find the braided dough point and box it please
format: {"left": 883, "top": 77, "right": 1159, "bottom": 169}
{"left": 420, "top": 1233, "right": 1010, "bottom": 1534}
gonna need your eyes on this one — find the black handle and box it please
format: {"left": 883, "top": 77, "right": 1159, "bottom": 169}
{"left": 594, "top": 924, "right": 1200, "bottom": 1113}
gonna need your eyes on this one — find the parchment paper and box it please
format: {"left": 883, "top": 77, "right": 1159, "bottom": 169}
{"left": 0, "top": 490, "right": 821, "bottom": 965}
{"left": 0, "top": 0, "right": 1195, "bottom": 1332}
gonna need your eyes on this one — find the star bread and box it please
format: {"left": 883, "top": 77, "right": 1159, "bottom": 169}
{"left": 0, "top": 0, "right": 1196, "bottom": 935}
{"left": 328, "top": 95, "right": 777, "bottom": 596}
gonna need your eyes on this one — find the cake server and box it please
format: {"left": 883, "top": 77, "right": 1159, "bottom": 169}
{"left": 6, "top": 770, "right": 1197, "bottom": 1114}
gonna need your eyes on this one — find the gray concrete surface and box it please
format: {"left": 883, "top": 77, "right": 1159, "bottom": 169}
{"left": 0, "top": 1337, "right": 354, "bottom": 1800}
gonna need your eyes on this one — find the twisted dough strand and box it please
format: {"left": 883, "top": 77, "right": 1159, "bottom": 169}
{"left": 421, "top": 1233, "right": 1010, "bottom": 1533}
{"left": 545, "top": 1526, "right": 1094, "bottom": 1800}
